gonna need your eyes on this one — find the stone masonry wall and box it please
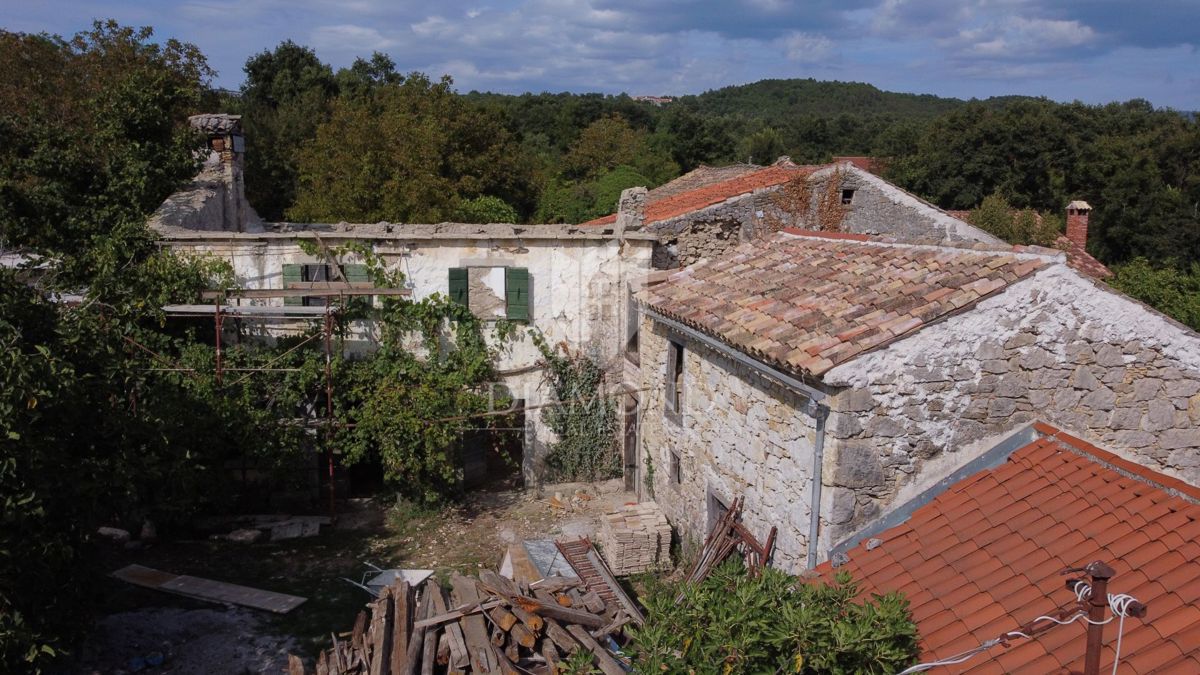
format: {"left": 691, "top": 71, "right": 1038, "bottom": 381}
{"left": 822, "top": 264, "right": 1200, "bottom": 542}
{"left": 638, "top": 315, "right": 819, "bottom": 571}
{"left": 641, "top": 165, "right": 1000, "bottom": 270}
{"left": 806, "top": 165, "right": 1001, "bottom": 246}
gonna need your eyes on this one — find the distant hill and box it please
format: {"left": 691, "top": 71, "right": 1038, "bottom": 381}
{"left": 682, "top": 78, "right": 968, "bottom": 119}
{"left": 675, "top": 79, "right": 1053, "bottom": 123}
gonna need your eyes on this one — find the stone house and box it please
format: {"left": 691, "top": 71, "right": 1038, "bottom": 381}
{"left": 635, "top": 228, "right": 1200, "bottom": 571}
{"left": 151, "top": 114, "right": 656, "bottom": 484}
{"left": 586, "top": 157, "right": 1004, "bottom": 269}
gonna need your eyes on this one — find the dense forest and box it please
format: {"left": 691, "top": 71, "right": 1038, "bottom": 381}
{"left": 1, "top": 22, "right": 1198, "bottom": 671}
{"left": 222, "top": 43, "right": 1199, "bottom": 275}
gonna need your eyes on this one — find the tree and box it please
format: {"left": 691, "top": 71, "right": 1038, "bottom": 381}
{"left": 563, "top": 115, "right": 645, "bottom": 179}
{"left": 288, "top": 73, "right": 535, "bottom": 223}
{"left": 238, "top": 41, "right": 338, "bottom": 220}
{"left": 1109, "top": 258, "right": 1200, "bottom": 331}
{"left": 739, "top": 126, "right": 785, "bottom": 164}
{"left": 455, "top": 195, "right": 519, "bottom": 223}
{"left": 0, "top": 22, "right": 210, "bottom": 261}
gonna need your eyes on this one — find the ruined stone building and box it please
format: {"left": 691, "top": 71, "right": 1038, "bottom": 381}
{"left": 151, "top": 115, "right": 656, "bottom": 483}
{"left": 154, "top": 115, "right": 1198, "bottom": 579}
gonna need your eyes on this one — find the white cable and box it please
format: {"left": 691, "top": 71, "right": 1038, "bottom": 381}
{"left": 896, "top": 639, "right": 1005, "bottom": 674}
{"left": 1108, "top": 594, "right": 1137, "bottom": 675}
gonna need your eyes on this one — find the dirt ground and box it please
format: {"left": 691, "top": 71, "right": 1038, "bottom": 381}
{"left": 69, "top": 479, "right": 633, "bottom": 674}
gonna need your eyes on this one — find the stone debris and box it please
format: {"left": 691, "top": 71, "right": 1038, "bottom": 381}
{"left": 597, "top": 502, "right": 671, "bottom": 575}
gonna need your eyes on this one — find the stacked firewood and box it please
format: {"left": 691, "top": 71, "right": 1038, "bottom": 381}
{"left": 292, "top": 571, "right": 632, "bottom": 675}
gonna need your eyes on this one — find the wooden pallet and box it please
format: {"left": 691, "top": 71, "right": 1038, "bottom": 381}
{"left": 555, "top": 538, "right": 644, "bottom": 625}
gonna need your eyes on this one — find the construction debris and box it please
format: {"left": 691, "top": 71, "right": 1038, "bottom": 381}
{"left": 597, "top": 501, "right": 671, "bottom": 575}
{"left": 680, "top": 496, "right": 775, "bottom": 593}
{"left": 111, "top": 564, "right": 307, "bottom": 614}
{"left": 342, "top": 563, "right": 435, "bottom": 598}
{"left": 297, "top": 569, "right": 635, "bottom": 674}
{"left": 555, "top": 538, "right": 644, "bottom": 625}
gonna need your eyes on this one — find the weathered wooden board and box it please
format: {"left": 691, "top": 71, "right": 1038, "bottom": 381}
{"left": 112, "top": 564, "right": 307, "bottom": 613}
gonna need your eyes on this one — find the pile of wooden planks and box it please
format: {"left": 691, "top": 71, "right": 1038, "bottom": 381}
{"left": 679, "top": 496, "right": 776, "bottom": 594}
{"left": 293, "top": 570, "right": 633, "bottom": 675}
{"left": 597, "top": 502, "right": 671, "bottom": 575}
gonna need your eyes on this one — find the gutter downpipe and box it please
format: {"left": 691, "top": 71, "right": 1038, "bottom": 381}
{"left": 807, "top": 405, "right": 828, "bottom": 569}
{"left": 640, "top": 308, "right": 830, "bottom": 569}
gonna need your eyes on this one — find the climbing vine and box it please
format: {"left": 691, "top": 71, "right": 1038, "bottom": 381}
{"left": 762, "top": 168, "right": 848, "bottom": 233}
{"left": 532, "top": 332, "right": 620, "bottom": 482}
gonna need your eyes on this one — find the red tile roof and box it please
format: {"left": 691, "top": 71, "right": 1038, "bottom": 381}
{"left": 644, "top": 164, "right": 761, "bottom": 201}
{"left": 821, "top": 424, "right": 1200, "bottom": 674}
{"left": 639, "top": 232, "right": 1046, "bottom": 377}
{"left": 1055, "top": 235, "right": 1113, "bottom": 279}
{"left": 583, "top": 164, "right": 815, "bottom": 226}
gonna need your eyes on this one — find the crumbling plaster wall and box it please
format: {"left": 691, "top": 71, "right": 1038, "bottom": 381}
{"left": 638, "top": 315, "right": 819, "bottom": 572}
{"left": 166, "top": 234, "right": 654, "bottom": 481}
{"left": 821, "top": 264, "right": 1200, "bottom": 542}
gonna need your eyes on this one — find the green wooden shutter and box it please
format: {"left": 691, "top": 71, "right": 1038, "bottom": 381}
{"left": 343, "top": 264, "right": 371, "bottom": 305}
{"left": 342, "top": 264, "right": 369, "bottom": 283}
{"left": 505, "top": 267, "right": 530, "bottom": 322}
{"left": 448, "top": 268, "right": 469, "bottom": 306}
{"left": 282, "top": 264, "right": 302, "bottom": 306}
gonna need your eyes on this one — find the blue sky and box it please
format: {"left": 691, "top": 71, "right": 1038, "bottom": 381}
{"left": 4, "top": 1, "right": 1199, "bottom": 108}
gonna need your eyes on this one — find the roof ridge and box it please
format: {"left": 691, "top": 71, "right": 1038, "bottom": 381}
{"left": 1032, "top": 422, "right": 1200, "bottom": 503}
{"left": 777, "top": 229, "right": 1063, "bottom": 263}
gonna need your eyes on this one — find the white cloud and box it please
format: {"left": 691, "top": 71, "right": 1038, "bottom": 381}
{"left": 311, "top": 24, "right": 397, "bottom": 51}
{"left": 946, "top": 16, "right": 1096, "bottom": 59}
{"left": 783, "top": 31, "right": 835, "bottom": 63}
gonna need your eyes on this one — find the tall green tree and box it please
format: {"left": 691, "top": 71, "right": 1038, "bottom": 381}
{"left": 0, "top": 23, "right": 239, "bottom": 671}
{"left": 288, "top": 73, "right": 535, "bottom": 223}
{"left": 238, "top": 41, "right": 338, "bottom": 220}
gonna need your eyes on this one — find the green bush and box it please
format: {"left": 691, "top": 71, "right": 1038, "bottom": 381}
{"left": 631, "top": 560, "right": 919, "bottom": 674}
{"left": 1109, "top": 258, "right": 1200, "bottom": 331}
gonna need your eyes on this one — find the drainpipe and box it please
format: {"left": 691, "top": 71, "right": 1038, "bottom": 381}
{"left": 807, "top": 404, "right": 829, "bottom": 570}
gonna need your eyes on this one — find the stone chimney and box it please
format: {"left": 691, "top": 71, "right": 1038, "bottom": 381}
{"left": 1066, "top": 200, "right": 1092, "bottom": 248}
{"left": 188, "top": 113, "right": 248, "bottom": 232}
{"left": 614, "top": 186, "right": 647, "bottom": 236}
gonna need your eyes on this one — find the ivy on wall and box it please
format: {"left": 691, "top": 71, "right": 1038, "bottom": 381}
{"left": 532, "top": 332, "right": 620, "bottom": 483}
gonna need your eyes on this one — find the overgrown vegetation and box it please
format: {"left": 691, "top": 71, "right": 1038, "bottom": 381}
{"left": 533, "top": 333, "right": 620, "bottom": 482}
{"left": 0, "top": 24, "right": 514, "bottom": 670}
{"left": 1110, "top": 258, "right": 1200, "bottom": 332}
{"left": 966, "top": 193, "right": 1062, "bottom": 247}
{"left": 631, "top": 560, "right": 920, "bottom": 673}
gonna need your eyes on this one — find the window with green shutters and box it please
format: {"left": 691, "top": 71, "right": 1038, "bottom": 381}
{"left": 505, "top": 267, "right": 530, "bottom": 322}
{"left": 343, "top": 264, "right": 370, "bottom": 306}
{"left": 447, "top": 267, "right": 531, "bottom": 321}
{"left": 282, "top": 263, "right": 372, "bottom": 306}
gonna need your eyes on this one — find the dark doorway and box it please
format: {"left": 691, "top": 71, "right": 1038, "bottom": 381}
{"left": 623, "top": 394, "right": 639, "bottom": 492}
{"left": 462, "top": 400, "right": 526, "bottom": 490}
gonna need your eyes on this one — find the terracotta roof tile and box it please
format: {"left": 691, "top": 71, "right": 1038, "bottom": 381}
{"left": 583, "top": 163, "right": 817, "bottom": 226}
{"left": 817, "top": 425, "right": 1200, "bottom": 673}
{"left": 640, "top": 233, "right": 1047, "bottom": 377}
{"left": 1055, "top": 235, "right": 1114, "bottom": 279}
